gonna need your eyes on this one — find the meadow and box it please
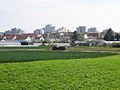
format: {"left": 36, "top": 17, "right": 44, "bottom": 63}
{"left": 0, "top": 50, "right": 120, "bottom": 89}
{"left": 0, "top": 46, "right": 50, "bottom": 49}
{"left": 68, "top": 46, "right": 120, "bottom": 52}
{"left": 1, "top": 46, "right": 120, "bottom": 52}
{"left": 0, "top": 51, "right": 116, "bottom": 63}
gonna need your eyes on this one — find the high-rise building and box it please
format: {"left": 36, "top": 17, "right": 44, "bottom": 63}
{"left": 34, "top": 29, "right": 41, "bottom": 34}
{"left": 5, "top": 30, "right": 11, "bottom": 36}
{"left": 45, "top": 24, "right": 55, "bottom": 33}
{"left": 0, "top": 32, "right": 4, "bottom": 36}
{"left": 5, "top": 28, "right": 24, "bottom": 36}
{"left": 34, "top": 28, "right": 44, "bottom": 34}
{"left": 51, "top": 26, "right": 55, "bottom": 32}
{"left": 88, "top": 27, "right": 97, "bottom": 32}
{"left": 56, "top": 27, "right": 69, "bottom": 33}
{"left": 76, "top": 26, "right": 86, "bottom": 34}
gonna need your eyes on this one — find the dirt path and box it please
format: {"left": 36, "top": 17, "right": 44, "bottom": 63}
{"left": 0, "top": 48, "right": 120, "bottom": 53}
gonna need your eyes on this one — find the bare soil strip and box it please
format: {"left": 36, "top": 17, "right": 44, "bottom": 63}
{"left": 0, "top": 48, "right": 120, "bottom": 53}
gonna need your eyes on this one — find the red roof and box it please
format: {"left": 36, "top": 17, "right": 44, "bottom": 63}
{"left": 0, "top": 36, "right": 4, "bottom": 39}
{"left": 6, "top": 36, "right": 14, "bottom": 39}
{"left": 10, "top": 33, "right": 38, "bottom": 37}
{"left": 0, "top": 33, "right": 38, "bottom": 40}
{"left": 15, "top": 36, "right": 28, "bottom": 40}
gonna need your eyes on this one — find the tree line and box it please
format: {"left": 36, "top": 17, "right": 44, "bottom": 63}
{"left": 104, "top": 28, "right": 120, "bottom": 41}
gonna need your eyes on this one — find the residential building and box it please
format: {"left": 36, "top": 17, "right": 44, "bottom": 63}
{"left": 0, "top": 36, "right": 4, "bottom": 41}
{"left": 56, "top": 27, "right": 69, "bottom": 33}
{"left": 5, "top": 28, "right": 24, "bottom": 36}
{"left": 5, "top": 30, "right": 11, "bottom": 36}
{"left": 0, "top": 32, "right": 4, "bottom": 36}
{"left": 34, "top": 29, "right": 41, "bottom": 34}
{"left": 88, "top": 27, "right": 97, "bottom": 32}
{"left": 76, "top": 26, "right": 86, "bottom": 34}
{"left": 0, "top": 33, "right": 38, "bottom": 42}
{"left": 34, "top": 28, "right": 45, "bottom": 34}
{"left": 45, "top": 24, "right": 55, "bottom": 33}
{"left": 87, "top": 32, "right": 100, "bottom": 39}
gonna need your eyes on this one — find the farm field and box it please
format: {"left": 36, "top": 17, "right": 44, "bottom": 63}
{"left": 0, "top": 46, "right": 51, "bottom": 49}
{"left": 1, "top": 46, "right": 120, "bottom": 52}
{"left": 68, "top": 46, "right": 120, "bottom": 52}
{"left": 0, "top": 51, "right": 116, "bottom": 63}
{"left": 0, "top": 51, "right": 120, "bottom": 89}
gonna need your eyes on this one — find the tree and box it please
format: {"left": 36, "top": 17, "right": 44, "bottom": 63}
{"left": 61, "top": 39, "right": 69, "bottom": 43}
{"left": 77, "top": 34, "right": 84, "bottom": 41}
{"left": 72, "top": 31, "right": 78, "bottom": 41}
{"left": 115, "top": 33, "right": 120, "bottom": 41}
{"left": 53, "top": 40, "right": 59, "bottom": 43}
{"left": 43, "top": 40, "right": 51, "bottom": 43}
{"left": 40, "top": 39, "right": 45, "bottom": 43}
{"left": 104, "top": 28, "right": 114, "bottom": 41}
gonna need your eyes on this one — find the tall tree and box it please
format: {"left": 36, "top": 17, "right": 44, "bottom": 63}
{"left": 115, "top": 33, "right": 120, "bottom": 41}
{"left": 72, "top": 31, "right": 78, "bottom": 41}
{"left": 104, "top": 28, "right": 114, "bottom": 41}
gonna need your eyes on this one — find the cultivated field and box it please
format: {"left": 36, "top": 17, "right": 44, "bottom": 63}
{"left": 0, "top": 46, "right": 51, "bottom": 49}
{"left": 0, "top": 47, "right": 120, "bottom": 89}
{"left": 1, "top": 46, "right": 120, "bottom": 53}
{"left": 0, "top": 51, "right": 116, "bottom": 63}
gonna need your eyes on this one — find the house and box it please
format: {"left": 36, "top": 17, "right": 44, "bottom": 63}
{"left": 1, "top": 33, "right": 38, "bottom": 42}
{"left": 34, "top": 35, "right": 45, "bottom": 43}
{"left": 74, "top": 41, "right": 89, "bottom": 46}
{"left": 87, "top": 32, "right": 100, "bottom": 40}
{"left": 0, "top": 36, "right": 4, "bottom": 41}
{"left": 14, "top": 34, "right": 38, "bottom": 42}
{"left": 83, "top": 34, "right": 88, "bottom": 39}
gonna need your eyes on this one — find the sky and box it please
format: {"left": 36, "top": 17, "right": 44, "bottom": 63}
{"left": 0, "top": 0, "right": 120, "bottom": 33}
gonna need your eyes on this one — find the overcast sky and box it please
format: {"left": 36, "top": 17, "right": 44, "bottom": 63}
{"left": 0, "top": 0, "right": 120, "bottom": 33}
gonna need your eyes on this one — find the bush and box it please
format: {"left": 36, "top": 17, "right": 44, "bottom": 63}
{"left": 112, "top": 43, "right": 120, "bottom": 47}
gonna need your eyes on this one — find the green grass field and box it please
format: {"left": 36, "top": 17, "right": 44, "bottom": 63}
{"left": 69, "top": 46, "right": 120, "bottom": 52}
{"left": 1, "top": 46, "right": 120, "bottom": 52}
{"left": 0, "top": 51, "right": 117, "bottom": 63}
{"left": 0, "top": 51, "right": 120, "bottom": 89}
{"left": 0, "top": 46, "right": 51, "bottom": 49}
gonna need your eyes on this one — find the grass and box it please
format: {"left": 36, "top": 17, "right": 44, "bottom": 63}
{"left": 0, "top": 53, "right": 120, "bottom": 89}
{"left": 0, "top": 51, "right": 117, "bottom": 63}
{"left": 68, "top": 46, "right": 120, "bottom": 52}
{"left": 1, "top": 46, "right": 120, "bottom": 52}
{"left": 0, "top": 46, "right": 51, "bottom": 49}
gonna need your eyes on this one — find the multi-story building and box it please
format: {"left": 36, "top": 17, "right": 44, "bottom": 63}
{"left": 56, "top": 27, "right": 69, "bottom": 33}
{"left": 5, "top": 28, "right": 24, "bottom": 36}
{"left": 88, "top": 27, "right": 97, "bottom": 32}
{"left": 0, "top": 32, "right": 4, "bottom": 36}
{"left": 45, "top": 24, "right": 55, "bottom": 33}
{"left": 34, "top": 29, "right": 41, "bottom": 34}
{"left": 76, "top": 26, "right": 86, "bottom": 34}
{"left": 87, "top": 32, "right": 100, "bottom": 39}
{"left": 5, "top": 30, "right": 11, "bottom": 36}
{"left": 34, "top": 28, "right": 45, "bottom": 34}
